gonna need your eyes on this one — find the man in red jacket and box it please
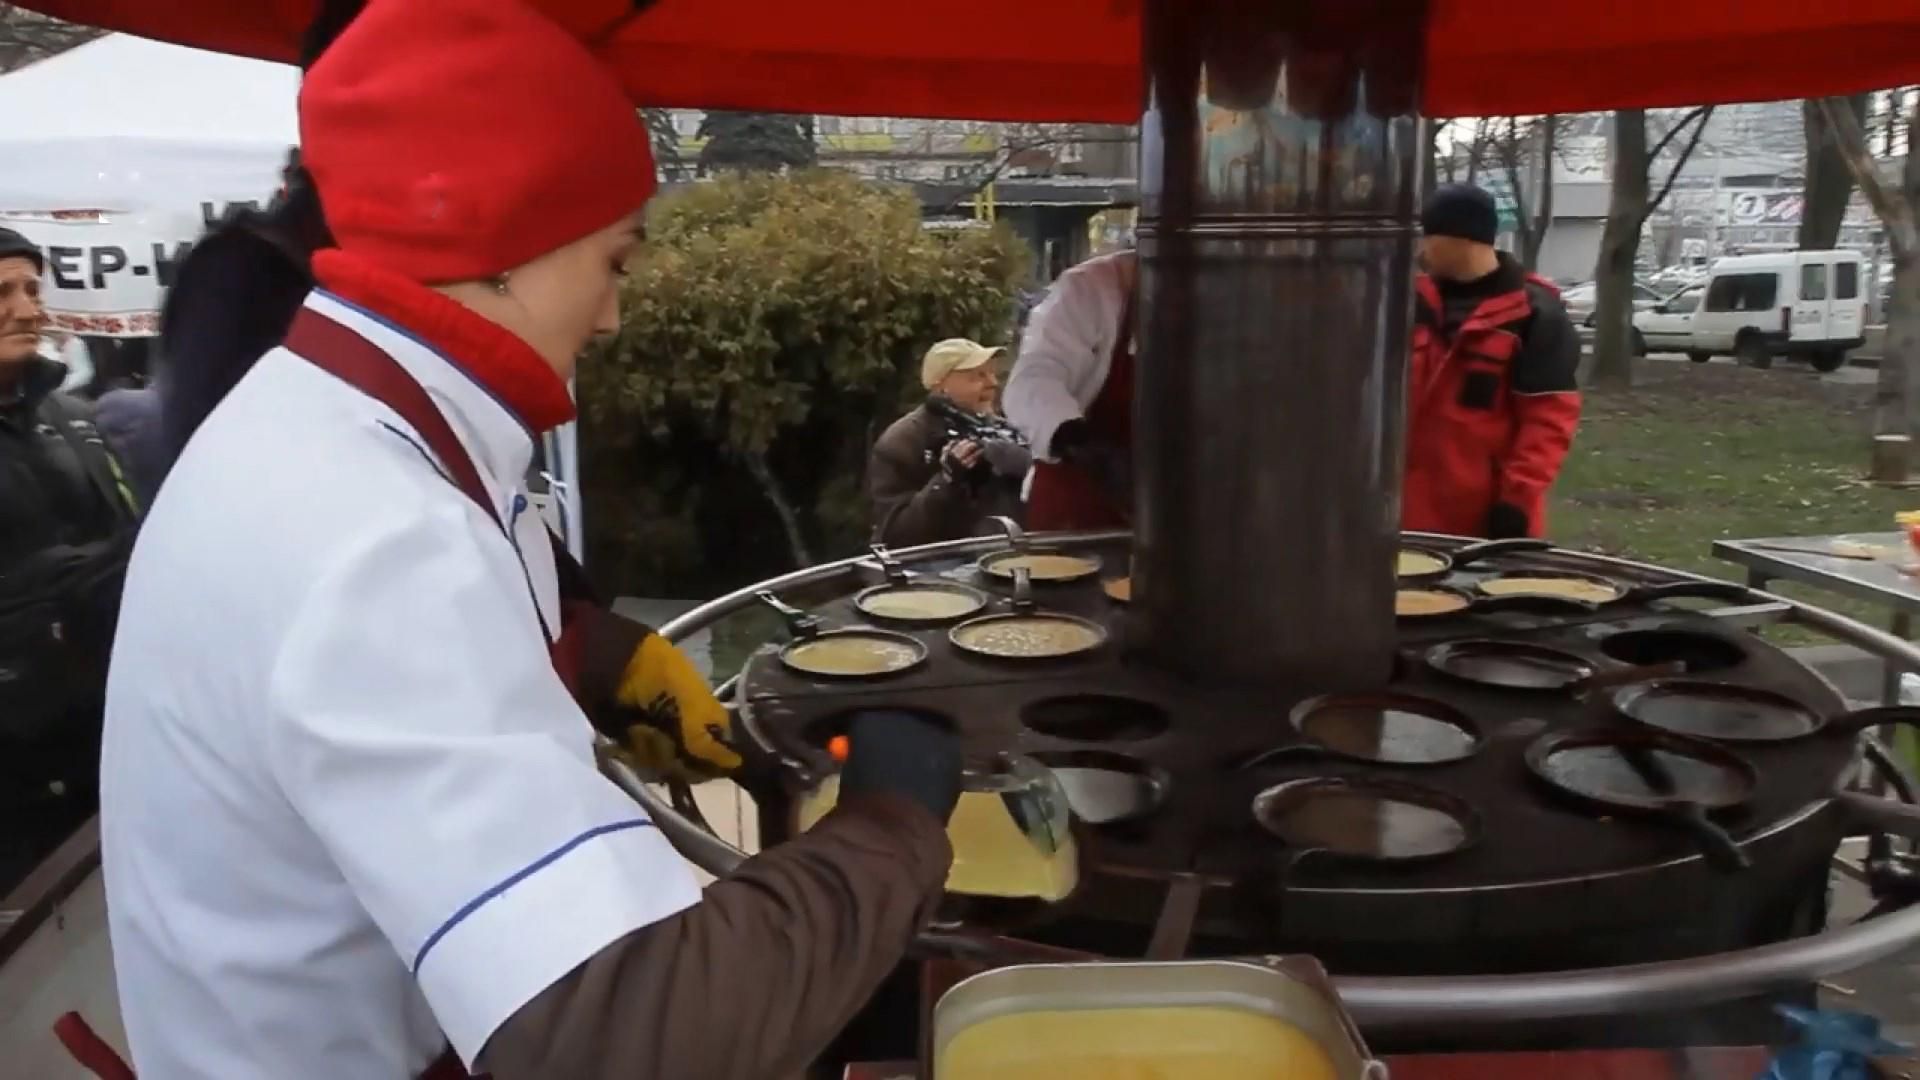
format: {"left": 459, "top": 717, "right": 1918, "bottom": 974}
{"left": 1406, "top": 184, "right": 1581, "bottom": 539}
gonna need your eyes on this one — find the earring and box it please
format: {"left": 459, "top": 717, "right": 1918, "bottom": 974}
{"left": 490, "top": 273, "right": 511, "bottom": 295}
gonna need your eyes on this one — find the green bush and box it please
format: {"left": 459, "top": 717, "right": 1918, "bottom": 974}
{"left": 581, "top": 170, "right": 1028, "bottom": 597}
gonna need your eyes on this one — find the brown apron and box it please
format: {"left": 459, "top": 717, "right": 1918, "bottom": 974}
{"left": 56, "top": 1011, "right": 478, "bottom": 1080}
{"left": 1024, "top": 295, "right": 1134, "bottom": 531}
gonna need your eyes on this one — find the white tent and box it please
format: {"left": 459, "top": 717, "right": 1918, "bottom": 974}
{"left": 0, "top": 35, "right": 297, "bottom": 336}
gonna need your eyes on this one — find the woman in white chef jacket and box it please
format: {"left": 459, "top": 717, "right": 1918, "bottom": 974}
{"left": 99, "top": 1, "right": 960, "bottom": 1077}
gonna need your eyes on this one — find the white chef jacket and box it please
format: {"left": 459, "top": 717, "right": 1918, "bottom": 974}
{"left": 100, "top": 290, "right": 700, "bottom": 1078}
{"left": 1002, "top": 250, "right": 1136, "bottom": 461}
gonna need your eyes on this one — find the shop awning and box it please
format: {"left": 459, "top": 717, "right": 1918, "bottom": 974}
{"left": 16, "top": 0, "right": 1920, "bottom": 120}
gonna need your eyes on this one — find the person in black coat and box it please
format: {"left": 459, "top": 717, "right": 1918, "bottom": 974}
{"left": 0, "top": 227, "right": 139, "bottom": 891}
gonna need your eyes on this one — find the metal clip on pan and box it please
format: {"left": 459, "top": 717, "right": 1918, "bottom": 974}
{"left": 1010, "top": 565, "right": 1035, "bottom": 612}
{"left": 987, "top": 514, "right": 1029, "bottom": 553}
{"left": 754, "top": 589, "right": 824, "bottom": 639}
{"left": 867, "top": 543, "right": 911, "bottom": 586}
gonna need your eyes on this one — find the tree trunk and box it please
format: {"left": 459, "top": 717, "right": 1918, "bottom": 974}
{"left": 1423, "top": 119, "right": 1441, "bottom": 196}
{"left": 1800, "top": 95, "right": 1868, "bottom": 251}
{"left": 742, "top": 453, "right": 814, "bottom": 568}
{"left": 1894, "top": 114, "right": 1920, "bottom": 441}
{"left": 1821, "top": 96, "right": 1919, "bottom": 442}
{"left": 1525, "top": 117, "right": 1557, "bottom": 269}
{"left": 1592, "top": 110, "right": 1649, "bottom": 391}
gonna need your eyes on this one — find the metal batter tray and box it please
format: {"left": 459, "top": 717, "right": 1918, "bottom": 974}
{"left": 930, "top": 956, "right": 1387, "bottom": 1078}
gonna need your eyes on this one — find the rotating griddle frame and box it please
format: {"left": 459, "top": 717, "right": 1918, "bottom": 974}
{"left": 604, "top": 532, "right": 1920, "bottom": 1037}
{"left": 728, "top": 532, "right": 1854, "bottom": 982}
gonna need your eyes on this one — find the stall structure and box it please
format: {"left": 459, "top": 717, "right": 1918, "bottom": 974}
{"left": 0, "top": 33, "right": 296, "bottom": 337}
{"left": 16, "top": 0, "right": 1920, "bottom": 1075}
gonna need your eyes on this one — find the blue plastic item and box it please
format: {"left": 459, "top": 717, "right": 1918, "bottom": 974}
{"left": 1757, "top": 1005, "right": 1910, "bottom": 1080}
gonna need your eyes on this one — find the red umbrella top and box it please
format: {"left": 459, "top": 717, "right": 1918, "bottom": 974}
{"left": 16, "top": 0, "right": 1920, "bottom": 120}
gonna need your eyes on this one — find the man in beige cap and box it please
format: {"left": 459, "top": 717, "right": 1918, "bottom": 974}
{"left": 868, "top": 337, "right": 1030, "bottom": 548}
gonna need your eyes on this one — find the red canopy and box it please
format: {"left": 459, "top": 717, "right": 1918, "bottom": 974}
{"left": 18, "top": 0, "right": 1920, "bottom": 120}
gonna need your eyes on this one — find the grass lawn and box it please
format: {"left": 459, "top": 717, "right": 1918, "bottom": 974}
{"left": 1551, "top": 357, "right": 1915, "bottom": 633}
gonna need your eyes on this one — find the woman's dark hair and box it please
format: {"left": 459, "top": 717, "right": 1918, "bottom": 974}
{"left": 151, "top": 1, "right": 362, "bottom": 479}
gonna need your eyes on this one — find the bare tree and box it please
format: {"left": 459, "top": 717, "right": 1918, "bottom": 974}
{"left": 1496, "top": 115, "right": 1559, "bottom": 269}
{"left": 1820, "top": 95, "right": 1919, "bottom": 449}
{"left": 640, "top": 108, "right": 690, "bottom": 182}
{"left": 1800, "top": 95, "right": 1869, "bottom": 251}
{"left": 1463, "top": 118, "right": 1495, "bottom": 184}
{"left": 1591, "top": 106, "right": 1716, "bottom": 390}
{"left": 0, "top": 4, "right": 97, "bottom": 73}
{"left": 1424, "top": 119, "right": 1447, "bottom": 193}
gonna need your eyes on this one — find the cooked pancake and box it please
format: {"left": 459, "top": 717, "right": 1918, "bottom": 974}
{"left": 783, "top": 634, "right": 920, "bottom": 676}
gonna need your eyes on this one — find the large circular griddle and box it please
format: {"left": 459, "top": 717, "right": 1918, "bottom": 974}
{"left": 734, "top": 535, "right": 1855, "bottom": 974}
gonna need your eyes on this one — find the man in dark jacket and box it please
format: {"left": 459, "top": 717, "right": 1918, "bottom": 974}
{"left": 869, "top": 338, "right": 1030, "bottom": 549}
{"left": 1406, "top": 184, "right": 1581, "bottom": 539}
{"left": 0, "top": 227, "right": 139, "bottom": 892}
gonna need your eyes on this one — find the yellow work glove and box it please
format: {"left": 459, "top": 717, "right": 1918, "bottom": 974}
{"left": 610, "top": 633, "right": 743, "bottom": 782}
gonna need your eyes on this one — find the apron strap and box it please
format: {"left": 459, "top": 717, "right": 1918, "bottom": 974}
{"left": 283, "top": 308, "right": 558, "bottom": 644}
{"left": 285, "top": 309, "right": 497, "bottom": 522}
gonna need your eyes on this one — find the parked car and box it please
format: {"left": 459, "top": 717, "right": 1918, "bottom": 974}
{"left": 1627, "top": 251, "right": 1867, "bottom": 371}
{"left": 1689, "top": 250, "right": 1866, "bottom": 371}
{"left": 1632, "top": 283, "right": 1705, "bottom": 357}
{"left": 1565, "top": 281, "right": 1661, "bottom": 328}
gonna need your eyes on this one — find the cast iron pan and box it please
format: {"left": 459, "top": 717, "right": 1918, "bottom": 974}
{"left": 852, "top": 544, "right": 989, "bottom": 625}
{"left": 1526, "top": 727, "right": 1757, "bottom": 872}
{"left": 974, "top": 515, "right": 1102, "bottom": 585}
{"left": 1397, "top": 537, "right": 1550, "bottom": 585}
{"left": 1613, "top": 683, "right": 1920, "bottom": 746}
{"left": 1238, "top": 692, "right": 1483, "bottom": 768}
{"left": 1252, "top": 776, "right": 1483, "bottom": 865}
{"left": 754, "top": 590, "right": 928, "bottom": 680}
{"left": 1474, "top": 571, "right": 1754, "bottom": 610}
{"left": 1396, "top": 585, "right": 1625, "bottom": 620}
{"left": 1425, "top": 640, "right": 1686, "bottom": 694}
{"left": 1028, "top": 749, "right": 1170, "bottom": 827}
{"left": 949, "top": 567, "right": 1108, "bottom": 662}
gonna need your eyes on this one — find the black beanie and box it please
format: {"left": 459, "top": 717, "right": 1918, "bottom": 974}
{"left": 1421, "top": 183, "right": 1499, "bottom": 245}
{"left": 0, "top": 226, "right": 44, "bottom": 272}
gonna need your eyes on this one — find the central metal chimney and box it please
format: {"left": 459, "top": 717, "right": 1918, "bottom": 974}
{"left": 1131, "top": 0, "right": 1426, "bottom": 691}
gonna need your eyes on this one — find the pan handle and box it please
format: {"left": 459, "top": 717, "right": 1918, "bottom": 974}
{"left": 1636, "top": 581, "right": 1757, "bottom": 604}
{"left": 1667, "top": 804, "right": 1751, "bottom": 872}
{"left": 1145, "top": 873, "right": 1207, "bottom": 961}
{"left": 1450, "top": 538, "right": 1551, "bottom": 566}
{"left": 1011, "top": 565, "right": 1036, "bottom": 611}
{"left": 986, "top": 515, "right": 1028, "bottom": 552}
{"left": 1826, "top": 705, "right": 1920, "bottom": 738}
{"left": 867, "top": 543, "right": 910, "bottom": 585}
{"left": 1833, "top": 789, "right": 1920, "bottom": 842}
{"left": 1235, "top": 742, "right": 1326, "bottom": 770}
{"left": 753, "top": 590, "right": 823, "bottom": 639}
{"left": 1581, "top": 661, "right": 1688, "bottom": 694}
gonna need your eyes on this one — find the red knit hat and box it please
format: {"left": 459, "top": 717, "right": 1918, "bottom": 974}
{"left": 299, "top": 0, "right": 655, "bottom": 284}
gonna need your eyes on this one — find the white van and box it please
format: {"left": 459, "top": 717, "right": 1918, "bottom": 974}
{"left": 1664, "top": 250, "right": 1868, "bottom": 371}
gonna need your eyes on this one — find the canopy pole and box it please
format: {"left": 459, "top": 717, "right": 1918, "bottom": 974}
{"left": 1131, "top": 0, "right": 1428, "bottom": 690}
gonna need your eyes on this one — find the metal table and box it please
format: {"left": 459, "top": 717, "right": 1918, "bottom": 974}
{"left": 1713, "top": 532, "right": 1920, "bottom": 705}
